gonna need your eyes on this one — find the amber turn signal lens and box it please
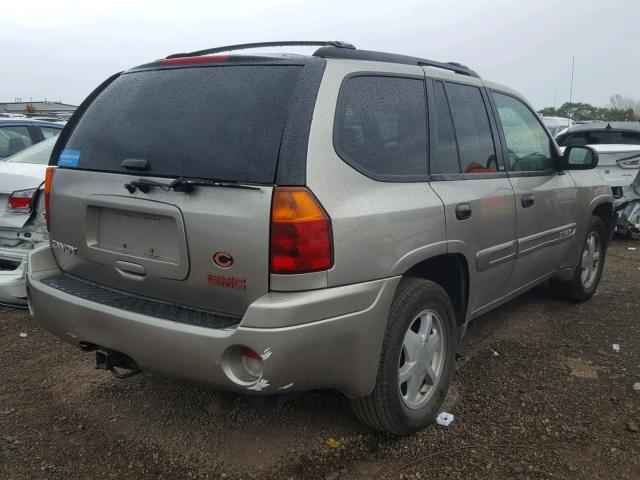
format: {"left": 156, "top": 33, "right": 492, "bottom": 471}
{"left": 44, "top": 166, "right": 56, "bottom": 232}
{"left": 270, "top": 187, "right": 333, "bottom": 274}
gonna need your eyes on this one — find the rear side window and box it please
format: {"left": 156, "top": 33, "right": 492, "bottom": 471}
{"left": 40, "top": 127, "right": 61, "bottom": 139}
{"left": 445, "top": 83, "right": 497, "bottom": 174}
{"left": 6, "top": 136, "right": 56, "bottom": 164}
{"left": 61, "top": 66, "right": 303, "bottom": 183}
{"left": 334, "top": 75, "right": 427, "bottom": 181}
{"left": 0, "top": 126, "right": 33, "bottom": 157}
{"left": 430, "top": 81, "right": 459, "bottom": 175}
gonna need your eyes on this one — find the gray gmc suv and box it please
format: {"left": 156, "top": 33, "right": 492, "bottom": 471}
{"left": 28, "top": 41, "right": 614, "bottom": 435}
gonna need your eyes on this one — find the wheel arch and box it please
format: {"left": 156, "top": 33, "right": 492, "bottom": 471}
{"left": 402, "top": 253, "right": 470, "bottom": 330}
{"left": 591, "top": 201, "right": 616, "bottom": 242}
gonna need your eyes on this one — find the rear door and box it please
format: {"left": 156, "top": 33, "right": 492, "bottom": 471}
{"left": 426, "top": 77, "right": 517, "bottom": 314}
{"left": 48, "top": 63, "right": 307, "bottom": 317}
{"left": 489, "top": 91, "right": 578, "bottom": 290}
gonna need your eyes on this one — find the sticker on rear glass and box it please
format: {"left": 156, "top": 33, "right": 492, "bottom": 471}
{"left": 58, "top": 149, "right": 81, "bottom": 168}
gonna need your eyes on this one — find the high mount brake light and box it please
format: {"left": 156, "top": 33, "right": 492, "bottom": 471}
{"left": 44, "top": 166, "right": 56, "bottom": 231}
{"left": 160, "top": 55, "right": 230, "bottom": 65}
{"left": 6, "top": 188, "right": 37, "bottom": 213}
{"left": 270, "top": 187, "right": 333, "bottom": 274}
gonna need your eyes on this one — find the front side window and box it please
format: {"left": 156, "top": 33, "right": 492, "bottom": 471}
{"left": 493, "top": 92, "right": 553, "bottom": 172}
{"left": 334, "top": 75, "right": 427, "bottom": 180}
{"left": 445, "top": 83, "right": 497, "bottom": 174}
{"left": 0, "top": 126, "right": 33, "bottom": 157}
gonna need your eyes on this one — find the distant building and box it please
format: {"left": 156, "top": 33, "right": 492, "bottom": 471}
{"left": 0, "top": 100, "right": 77, "bottom": 120}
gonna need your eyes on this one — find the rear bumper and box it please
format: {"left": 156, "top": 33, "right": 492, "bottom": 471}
{"left": 27, "top": 246, "right": 400, "bottom": 398}
{"left": 0, "top": 247, "right": 31, "bottom": 306}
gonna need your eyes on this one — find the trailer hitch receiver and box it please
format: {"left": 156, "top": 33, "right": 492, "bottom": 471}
{"left": 95, "top": 349, "right": 142, "bottom": 379}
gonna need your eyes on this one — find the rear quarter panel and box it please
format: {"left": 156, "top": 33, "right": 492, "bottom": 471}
{"left": 566, "top": 169, "right": 614, "bottom": 267}
{"left": 303, "top": 60, "right": 447, "bottom": 288}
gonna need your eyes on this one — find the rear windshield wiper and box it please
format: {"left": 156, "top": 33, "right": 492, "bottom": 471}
{"left": 171, "top": 177, "right": 262, "bottom": 192}
{"left": 124, "top": 177, "right": 262, "bottom": 194}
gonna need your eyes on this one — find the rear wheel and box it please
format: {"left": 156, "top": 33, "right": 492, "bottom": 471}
{"left": 550, "top": 215, "right": 607, "bottom": 302}
{"left": 350, "top": 278, "right": 457, "bottom": 435}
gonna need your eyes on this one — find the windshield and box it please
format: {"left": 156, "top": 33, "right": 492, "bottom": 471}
{"left": 60, "top": 65, "right": 303, "bottom": 183}
{"left": 4, "top": 136, "right": 56, "bottom": 164}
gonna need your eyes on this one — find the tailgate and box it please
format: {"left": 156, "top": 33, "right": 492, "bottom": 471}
{"left": 48, "top": 169, "right": 272, "bottom": 316}
{"left": 45, "top": 63, "right": 312, "bottom": 317}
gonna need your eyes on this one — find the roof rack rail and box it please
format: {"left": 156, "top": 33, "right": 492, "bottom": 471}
{"left": 166, "top": 41, "right": 355, "bottom": 59}
{"left": 313, "top": 46, "right": 481, "bottom": 78}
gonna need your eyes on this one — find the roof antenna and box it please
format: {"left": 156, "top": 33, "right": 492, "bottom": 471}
{"left": 605, "top": 123, "right": 612, "bottom": 130}
{"left": 568, "top": 56, "right": 575, "bottom": 127}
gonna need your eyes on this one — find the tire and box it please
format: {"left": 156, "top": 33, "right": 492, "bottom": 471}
{"left": 549, "top": 215, "right": 607, "bottom": 303}
{"left": 349, "top": 278, "right": 457, "bottom": 435}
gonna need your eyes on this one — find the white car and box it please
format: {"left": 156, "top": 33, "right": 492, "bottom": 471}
{"left": 593, "top": 144, "right": 640, "bottom": 238}
{"left": 0, "top": 137, "right": 54, "bottom": 306}
{"left": 556, "top": 122, "right": 640, "bottom": 238}
{"left": 589, "top": 144, "right": 640, "bottom": 195}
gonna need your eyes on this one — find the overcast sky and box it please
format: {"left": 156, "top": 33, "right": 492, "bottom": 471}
{"left": 1, "top": 0, "right": 638, "bottom": 110}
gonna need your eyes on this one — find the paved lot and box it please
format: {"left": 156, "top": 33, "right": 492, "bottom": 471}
{"left": 1, "top": 240, "right": 639, "bottom": 479}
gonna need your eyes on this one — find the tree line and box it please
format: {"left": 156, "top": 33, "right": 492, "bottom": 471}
{"left": 538, "top": 94, "right": 639, "bottom": 122}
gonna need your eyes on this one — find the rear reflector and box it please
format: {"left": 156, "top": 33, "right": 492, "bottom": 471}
{"left": 240, "top": 347, "right": 263, "bottom": 379}
{"left": 270, "top": 187, "right": 333, "bottom": 274}
{"left": 160, "top": 55, "right": 230, "bottom": 65}
{"left": 44, "top": 166, "right": 56, "bottom": 231}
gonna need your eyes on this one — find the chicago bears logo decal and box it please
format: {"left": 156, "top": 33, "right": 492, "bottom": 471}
{"left": 213, "top": 251, "right": 233, "bottom": 268}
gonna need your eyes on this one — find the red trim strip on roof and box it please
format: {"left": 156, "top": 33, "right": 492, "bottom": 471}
{"left": 160, "top": 55, "right": 230, "bottom": 65}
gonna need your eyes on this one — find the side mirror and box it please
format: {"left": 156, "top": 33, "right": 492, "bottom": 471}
{"left": 560, "top": 145, "right": 598, "bottom": 170}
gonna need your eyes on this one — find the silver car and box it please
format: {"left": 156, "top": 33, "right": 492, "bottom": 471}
{"left": 28, "top": 41, "right": 614, "bottom": 435}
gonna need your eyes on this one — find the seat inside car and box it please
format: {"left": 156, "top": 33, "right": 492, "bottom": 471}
{"left": 8, "top": 137, "right": 27, "bottom": 156}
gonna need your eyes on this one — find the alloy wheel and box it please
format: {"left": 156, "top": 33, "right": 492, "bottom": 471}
{"left": 398, "top": 309, "right": 446, "bottom": 409}
{"left": 580, "top": 231, "right": 601, "bottom": 289}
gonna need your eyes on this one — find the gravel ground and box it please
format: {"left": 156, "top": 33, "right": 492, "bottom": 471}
{"left": 1, "top": 240, "right": 639, "bottom": 479}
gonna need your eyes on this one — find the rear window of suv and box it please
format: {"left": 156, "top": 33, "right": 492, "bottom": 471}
{"left": 60, "top": 65, "right": 303, "bottom": 184}
{"left": 557, "top": 130, "right": 640, "bottom": 146}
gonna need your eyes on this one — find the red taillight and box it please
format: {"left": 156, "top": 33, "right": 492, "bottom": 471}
{"left": 160, "top": 55, "right": 230, "bottom": 65}
{"left": 270, "top": 187, "right": 333, "bottom": 274}
{"left": 44, "top": 166, "right": 56, "bottom": 231}
{"left": 7, "top": 190, "right": 35, "bottom": 212}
